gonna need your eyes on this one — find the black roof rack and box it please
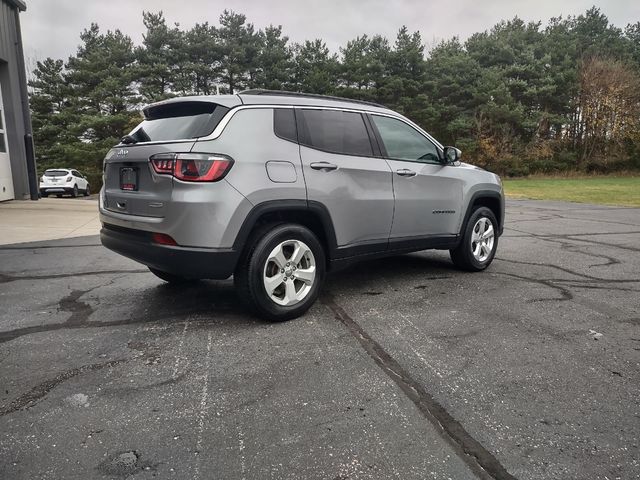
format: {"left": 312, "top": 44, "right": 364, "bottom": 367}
{"left": 238, "top": 89, "right": 386, "bottom": 109}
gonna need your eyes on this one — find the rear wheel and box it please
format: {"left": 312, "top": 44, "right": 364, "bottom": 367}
{"left": 450, "top": 206, "right": 498, "bottom": 271}
{"left": 84, "top": 185, "right": 91, "bottom": 196}
{"left": 56, "top": 194, "right": 62, "bottom": 198}
{"left": 148, "top": 267, "right": 197, "bottom": 284}
{"left": 71, "top": 185, "right": 78, "bottom": 198}
{"left": 235, "top": 223, "right": 326, "bottom": 321}
{"left": 40, "top": 191, "right": 48, "bottom": 198}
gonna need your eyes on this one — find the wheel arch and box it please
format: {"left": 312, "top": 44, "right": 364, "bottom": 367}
{"left": 232, "top": 200, "right": 337, "bottom": 266}
{"left": 459, "top": 190, "right": 504, "bottom": 237}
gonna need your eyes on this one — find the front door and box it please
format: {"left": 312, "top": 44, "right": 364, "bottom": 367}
{"left": 369, "top": 114, "right": 463, "bottom": 239}
{"left": 0, "top": 83, "right": 15, "bottom": 201}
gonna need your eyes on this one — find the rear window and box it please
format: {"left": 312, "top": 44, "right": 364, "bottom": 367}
{"left": 44, "top": 170, "right": 69, "bottom": 177}
{"left": 130, "top": 102, "right": 230, "bottom": 143}
{"left": 298, "top": 109, "right": 373, "bottom": 157}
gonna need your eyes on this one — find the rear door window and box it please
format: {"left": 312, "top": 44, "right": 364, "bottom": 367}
{"left": 298, "top": 109, "right": 373, "bottom": 157}
{"left": 130, "top": 102, "right": 230, "bottom": 143}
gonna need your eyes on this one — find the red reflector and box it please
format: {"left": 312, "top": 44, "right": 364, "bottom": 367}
{"left": 152, "top": 233, "right": 178, "bottom": 246}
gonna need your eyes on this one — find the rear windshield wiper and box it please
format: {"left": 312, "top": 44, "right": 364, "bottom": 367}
{"left": 120, "top": 134, "right": 137, "bottom": 145}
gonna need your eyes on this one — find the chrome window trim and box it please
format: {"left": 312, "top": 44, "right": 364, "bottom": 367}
{"left": 120, "top": 102, "right": 443, "bottom": 149}
{"left": 197, "top": 104, "right": 443, "bottom": 149}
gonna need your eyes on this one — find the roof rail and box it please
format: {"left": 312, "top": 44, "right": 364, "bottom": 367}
{"left": 238, "top": 89, "right": 386, "bottom": 109}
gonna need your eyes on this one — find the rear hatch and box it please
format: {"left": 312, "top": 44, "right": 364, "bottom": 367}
{"left": 103, "top": 100, "right": 230, "bottom": 218}
{"left": 42, "top": 170, "right": 70, "bottom": 186}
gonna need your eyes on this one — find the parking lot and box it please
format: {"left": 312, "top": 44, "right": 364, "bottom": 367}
{"left": 0, "top": 199, "right": 639, "bottom": 480}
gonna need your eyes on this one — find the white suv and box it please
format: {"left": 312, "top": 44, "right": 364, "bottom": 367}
{"left": 40, "top": 169, "right": 91, "bottom": 198}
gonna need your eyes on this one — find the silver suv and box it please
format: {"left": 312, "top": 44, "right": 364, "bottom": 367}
{"left": 100, "top": 90, "right": 504, "bottom": 320}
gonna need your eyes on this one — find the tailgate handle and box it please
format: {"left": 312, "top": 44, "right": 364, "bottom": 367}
{"left": 310, "top": 162, "right": 338, "bottom": 171}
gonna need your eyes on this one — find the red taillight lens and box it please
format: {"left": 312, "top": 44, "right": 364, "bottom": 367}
{"left": 152, "top": 232, "right": 178, "bottom": 246}
{"left": 66, "top": 176, "right": 72, "bottom": 182}
{"left": 150, "top": 155, "right": 174, "bottom": 175}
{"left": 149, "top": 153, "right": 233, "bottom": 182}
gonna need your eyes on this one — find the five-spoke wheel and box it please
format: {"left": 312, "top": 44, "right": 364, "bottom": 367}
{"left": 235, "top": 224, "right": 326, "bottom": 321}
{"left": 450, "top": 206, "right": 498, "bottom": 271}
{"left": 263, "top": 239, "right": 316, "bottom": 306}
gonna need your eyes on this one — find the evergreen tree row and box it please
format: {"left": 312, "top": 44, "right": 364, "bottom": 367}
{"left": 29, "top": 8, "right": 640, "bottom": 188}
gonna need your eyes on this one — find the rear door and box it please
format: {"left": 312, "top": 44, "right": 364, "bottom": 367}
{"left": 102, "top": 101, "right": 228, "bottom": 218}
{"left": 71, "top": 170, "right": 87, "bottom": 190}
{"left": 297, "top": 108, "right": 394, "bottom": 254}
{"left": 369, "top": 114, "right": 463, "bottom": 238}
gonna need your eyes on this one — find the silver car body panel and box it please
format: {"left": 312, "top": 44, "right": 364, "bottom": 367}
{"left": 100, "top": 92, "right": 503, "bottom": 279}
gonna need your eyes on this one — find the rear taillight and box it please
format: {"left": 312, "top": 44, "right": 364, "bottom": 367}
{"left": 66, "top": 176, "right": 72, "bottom": 182}
{"left": 150, "top": 153, "right": 233, "bottom": 182}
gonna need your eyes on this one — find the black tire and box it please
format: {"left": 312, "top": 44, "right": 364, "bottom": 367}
{"left": 71, "top": 185, "right": 78, "bottom": 198}
{"left": 41, "top": 191, "right": 48, "bottom": 198}
{"left": 84, "top": 185, "right": 91, "bottom": 196}
{"left": 234, "top": 223, "right": 326, "bottom": 322}
{"left": 56, "top": 194, "right": 62, "bottom": 198}
{"left": 450, "top": 206, "right": 499, "bottom": 271}
{"left": 148, "top": 267, "right": 197, "bottom": 284}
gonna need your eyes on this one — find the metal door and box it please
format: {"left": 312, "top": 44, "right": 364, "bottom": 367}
{"left": 0, "top": 82, "right": 15, "bottom": 201}
{"left": 297, "top": 108, "right": 394, "bottom": 252}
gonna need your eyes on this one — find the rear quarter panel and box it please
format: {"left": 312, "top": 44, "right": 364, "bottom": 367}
{"left": 193, "top": 108, "right": 306, "bottom": 206}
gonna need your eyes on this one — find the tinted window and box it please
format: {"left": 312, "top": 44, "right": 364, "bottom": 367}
{"left": 130, "top": 102, "right": 229, "bottom": 143}
{"left": 44, "top": 170, "right": 69, "bottom": 177}
{"left": 300, "top": 109, "right": 373, "bottom": 157}
{"left": 372, "top": 115, "right": 440, "bottom": 163}
{"left": 274, "top": 108, "right": 297, "bottom": 142}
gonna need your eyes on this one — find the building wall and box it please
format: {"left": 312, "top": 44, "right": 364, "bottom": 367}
{"left": 0, "top": 0, "right": 29, "bottom": 200}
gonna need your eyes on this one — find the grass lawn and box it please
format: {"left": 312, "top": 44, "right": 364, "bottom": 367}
{"left": 503, "top": 176, "right": 640, "bottom": 207}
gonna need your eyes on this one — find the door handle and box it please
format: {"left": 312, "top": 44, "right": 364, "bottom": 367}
{"left": 396, "top": 168, "right": 417, "bottom": 177}
{"left": 310, "top": 162, "right": 338, "bottom": 171}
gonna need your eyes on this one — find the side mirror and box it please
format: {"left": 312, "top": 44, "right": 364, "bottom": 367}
{"left": 443, "top": 146, "right": 461, "bottom": 164}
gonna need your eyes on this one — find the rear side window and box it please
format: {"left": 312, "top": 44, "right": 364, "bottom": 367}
{"left": 130, "top": 102, "right": 230, "bottom": 143}
{"left": 274, "top": 109, "right": 297, "bottom": 142}
{"left": 298, "top": 109, "right": 373, "bottom": 157}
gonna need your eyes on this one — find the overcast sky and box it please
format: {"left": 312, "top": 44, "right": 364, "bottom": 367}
{"left": 20, "top": 0, "right": 640, "bottom": 65}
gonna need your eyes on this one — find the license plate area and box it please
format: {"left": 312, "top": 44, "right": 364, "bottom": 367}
{"left": 120, "top": 167, "right": 138, "bottom": 191}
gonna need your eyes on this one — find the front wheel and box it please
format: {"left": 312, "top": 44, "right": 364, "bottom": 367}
{"left": 235, "top": 223, "right": 326, "bottom": 321}
{"left": 450, "top": 206, "right": 498, "bottom": 271}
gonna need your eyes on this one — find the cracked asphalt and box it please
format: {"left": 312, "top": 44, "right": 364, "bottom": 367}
{"left": 0, "top": 199, "right": 639, "bottom": 480}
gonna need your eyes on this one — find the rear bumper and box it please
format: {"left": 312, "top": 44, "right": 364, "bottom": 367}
{"left": 100, "top": 224, "right": 238, "bottom": 280}
{"left": 40, "top": 187, "right": 74, "bottom": 194}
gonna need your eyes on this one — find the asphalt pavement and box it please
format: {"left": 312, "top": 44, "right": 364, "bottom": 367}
{"left": 0, "top": 199, "right": 638, "bottom": 480}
